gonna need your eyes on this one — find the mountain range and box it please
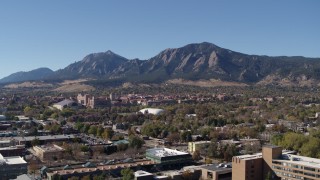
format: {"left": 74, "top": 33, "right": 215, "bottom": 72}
{"left": 0, "top": 68, "right": 54, "bottom": 84}
{"left": 1, "top": 42, "right": 320, "bottom": 86}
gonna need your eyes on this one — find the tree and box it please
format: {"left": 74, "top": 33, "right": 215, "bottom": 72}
{"left": 48, "top": 123, "right": 62, "bottom": 134}
{"left": 192, "top": 150, "right": 201, "bottom": 161}
{"left": 207, "top": 142, "right": 218, "bottom": 158}
{"left": 88, "top": 125, "right": 98, "bottom": 135}
{"left": 129, "top": 135, "right": 144, "bottom": 149}
{"left": 117, "top": 143, "right": 128, "bottom": 151}
{"left": 96, "top": 126, "right": 104, "bottom": 137}
{"left": 181, "top": 170, "right": 193, "bottom": 180}
{"left": 93, "top": 175, "right": 105, "bottom": 180}
{"left": 80, "top": 145, "right": 90, "bottom": 152}
{"left": 68, "top": 177, "right": 79, "bottom": 180}
{"left": 31, "top": 138, "right": 40, "bottom": 146}
{"left": 28, "top": 159, "right": 38, "bottom": 176}
{"left": 61, "top": 108, "right": 75, "bottom": 117}
{"left": 81, "top": 124, "right": 90, "bottom": 133}
{"left": 102, "top": 128, "right": 114, "bottom": 140}
{"left": 271, "top": 134, "right": 283, "bottom": 146}
{"left": 205, "top": 158, "right": 212, "bottom": 164}
{"left": 92, "top": 146, "right": 105, "bottom": 159}
{"left": 62, "top": 142, "right": 73, "bottom": 155}
{"left": 24, "top": 106, "right": 36, "bottom": 117}
{"left": 81, "top": 175, "right": 91, "bottom": 180}
{"left": 37, "top": 124, "right": 44, "bottom": 130}
{"left": 29, "top": 127, "right": 38, "bottom": 136}
{"left": 223, "top": 144, "right": 237, "bottom": 162}
{"left": 280, "top": 132, "right": 307, "bottom": 151}
{"left": 300, "top": 137, "right": 320, "bottom": 158}
{"left": 60, "top": 120, "right": 67, "bottom": 126}
{"left": 52, "top": 174, "right": 62, "bottom": 180}
{"left": 75, "top": 122, "right": 84, "bottom": 131}
{"left": 180, "top": 131, "right": 192, "bottom": 142}
{"left": 121, "top": 168, "right": 134, "bottom": 180}
{"left": 167, "top": 132, "right": 180, "bottom": 144}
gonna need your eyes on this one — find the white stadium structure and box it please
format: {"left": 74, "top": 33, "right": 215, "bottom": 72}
{"left": 139, "top": 108, "right": 165, "bottom": 115}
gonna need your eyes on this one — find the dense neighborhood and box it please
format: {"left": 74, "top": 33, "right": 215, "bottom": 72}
{"left": 0, "top": 85, "right": 320, "bottom": 180}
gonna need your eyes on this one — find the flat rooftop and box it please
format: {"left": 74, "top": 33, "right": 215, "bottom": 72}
{"left": 0, "top": 145, "right": 24, "bottom": 151}
{"left": 0, "top": 154, "right": 27, "bottom": 165}
{"left": 13, "top": 134, "right": 75, "bottom": 141}
{"left": 191, "top": 141, "right": 211, "bottom": 144}
{"left": 263, "top": 145, "right": 281, "bottom": 148}
{"left": 201, "top": 163, "right": 232, "bottom": 172}
{"left": 35, "top": 144, "right": 64, "bottom": 152}
{"left": 233, "top": 153, "right": 263, "bottom": 160}
{"left": 47, "top": 160, "right": 155, "bottom": 176}
{"left": 275, "top": 154, "right": 320, "bottom": 169}
{"left": 147, "top": 148, "right": 189, "bottom": 157}
{"left": 0, "top": 140, "right": 11, "bottom": 144}
{"left": 134, "top": 170, "right": 153, "bottom": 177}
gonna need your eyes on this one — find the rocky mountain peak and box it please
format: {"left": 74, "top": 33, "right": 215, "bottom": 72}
{"left": 2, "top": 42, "right": 320, "bottom": 86}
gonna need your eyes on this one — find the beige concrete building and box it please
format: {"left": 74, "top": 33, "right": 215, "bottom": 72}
{"left": 232, "top": 153, "right": 263, "bottom": 180}
{"left": 188, "top": 141, "right": 211, "bottom": 153}
{"left": 232, "top": 145, "right": 320, "bottom": 180}
{"left": 200, "top": 163, "right": 232, "bottom": 180}
{"left": 33, "top": 144, "right": 64, "bottom": 161}
{"left": 77, "top": 93, "right": 110, "bottom": 108}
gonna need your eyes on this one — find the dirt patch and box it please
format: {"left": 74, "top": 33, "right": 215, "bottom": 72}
{"left": 257, "top": 74, "right": 319, "bottom": 87}
{"left": 60, "top": 79, "right": 93, "bottom": 85}
{"left": 53, "top": 83, "right": 95, "bottom": 93}
{"left": 166, "top": 78, "right": 247, "bottom": 87}
{"left": 4, "top": 82, "right": 54, "bottom": 88}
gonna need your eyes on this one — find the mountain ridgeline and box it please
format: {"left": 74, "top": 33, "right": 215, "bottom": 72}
{"left": 0, "top": 68, "right": 54, "bottom": 84}
{"left": 1, "top": 42, "right": 320, "bottom": 85}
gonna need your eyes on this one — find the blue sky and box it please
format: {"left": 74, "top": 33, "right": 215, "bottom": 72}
{"left": 0, "top": 1, "right": 319, "bottom": 79}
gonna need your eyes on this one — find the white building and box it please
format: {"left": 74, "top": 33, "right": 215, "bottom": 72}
{"left": 0, "top": 115, "right": 6, "bottom": 121}
{"left": 146, "top": 148, "right": 192, "bottom": 166}
{"left": 139, "top": 108, "right": 164, "bottom": 115}
{"left": 0, "top": 153, "right": 28, "bottom": 179}
{"left": 134, "top": 170, "right": 154, "bottom": 180}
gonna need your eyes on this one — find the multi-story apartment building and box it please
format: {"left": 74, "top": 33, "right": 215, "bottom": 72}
{"left": 232, "top": 145, "right": 320, "bottom": 180}
{"left": 271, "top": 152, "right": 320, "bottom": 179}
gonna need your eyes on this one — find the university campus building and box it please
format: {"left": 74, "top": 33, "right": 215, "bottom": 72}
{"left": 232, "top": 145, "right": 320, "bottom": 180}
{"left": 33, "top": 144, "right": 65, "bottom": 161}
{"left": 146, "top": 148, "right": 193, "bottom": 169}
{"left": 188, "top": 141, "right": 211, "bottom": 153}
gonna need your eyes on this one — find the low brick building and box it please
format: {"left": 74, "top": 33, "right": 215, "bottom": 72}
{"left": 33, "top": 144, "right": 65, "bottom": 161}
